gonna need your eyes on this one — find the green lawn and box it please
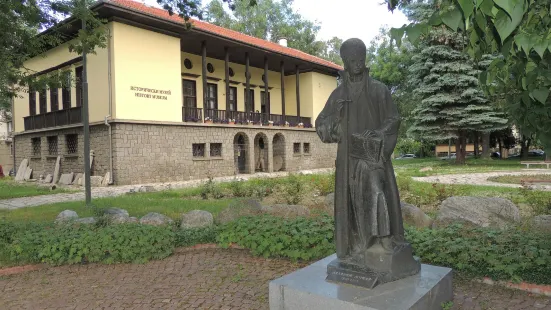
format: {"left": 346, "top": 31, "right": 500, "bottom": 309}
{"left": 1, "top": 157, "right": 548, "bottom": 223}
{"left": 0, "top": 188, "right": 236, "bottom": 223}
{"left": 487, "top": 174, "right": 551, "bottom": 184}
{"left": 0, "top": 177, "right": 75, "bottom": 200}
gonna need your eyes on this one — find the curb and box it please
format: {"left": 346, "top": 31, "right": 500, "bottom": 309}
{"left": 478, "top": 277, "right": 551, "bottom": 297}
{"left": 0, "top": 264, "right": 43, "bottom": 277}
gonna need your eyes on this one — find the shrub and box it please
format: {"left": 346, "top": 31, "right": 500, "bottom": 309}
{"left": 311, "top": 172, "right": 335, "bottom": 196}
{"left": 200, "top": 176, "right": 225, "bottom": 199}
{"left": 217, "top": 215, "right": 334, "bottom": 261}
{"left": 521, "top": 188, "right": 551, "bottom": 215}
{"left": 228, "top": 179, "right": 251, "bottom": 198}
{"left": 9, "top": 224, "right": 175, "bottom": 265}
{"left": 281, "top": 173, "right": 305, "bottom": 204}
{"left": 175, "top": 226, "right": 220, "bottom": 247}
{"left": 405, "top": 224, "right": 551, "bottom": 284}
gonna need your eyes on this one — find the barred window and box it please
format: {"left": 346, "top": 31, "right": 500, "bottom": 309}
{"left": 47, "top": 136, "right": 58, "bottom": 155}
{"left": 66, "top": 134, "right": 78, "bottom": 154}
{"left": 303, "top": 143, "right": 310, "bottom": 154}
{"left": 293, "top": 143, "right": 301, "bottom": 154}
{"left": 210, "top": 143, "right": 222, "bottom": 157}
{"left": 31, "top": 138, "right": 41, "bottom": 157}
{"left": 193, "top": 143, "right": 205, "bottom": 157}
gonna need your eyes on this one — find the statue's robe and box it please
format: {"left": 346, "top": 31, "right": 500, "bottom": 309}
{"left": 316, "top": 70, "right": 404, "bottom": 261}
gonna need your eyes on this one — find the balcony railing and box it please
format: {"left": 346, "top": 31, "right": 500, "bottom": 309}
{"left": 184, "top": 108, "right": 312, "bottom": 127}
{"left": 23, "top": 107, "right": 82, "bottom": 131}
{"left": 182, "top": 106, "right": 203, "bottom": 122}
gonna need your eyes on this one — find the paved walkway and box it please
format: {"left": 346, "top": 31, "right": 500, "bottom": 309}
{"left": 413, "top": 170, "right": 551, "bottom": 188}
{"left": 0, "top": 168, "right": 333, "bottom": 210}
{"left": 1, "top": 248, "right": 549, "bottom": 309}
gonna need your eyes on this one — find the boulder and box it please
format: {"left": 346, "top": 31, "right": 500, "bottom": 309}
{"left": 324, "top": 193, "right": 335, "bottom": 216}
{"left": 59, "top": 172, "right": 74, "bottom": 185}
{"left": 435, "top": 196, "right": 520, "bottom": 228}
{"left": 138, "top": 185, "right": 155, "bottom": 193}
{"left": 101, "top": 172, "right": 111, "bottom": 187}
{"left": 139, "top": 212, "right": 173, "bottom": 226}
{"left": 55, "top": 210, "right": 78, "bottom": 223}
{"left": 181, "top": 210, "right": 214, "bottom": 229}
{"left": 215, "top": 199, "right": 263, "bottom": 224}
{"left": 104, "top": 208, "right": 129, "bottom": 217}
{"left": 260, "top": 204, "right": 310, "bottom": 218}
{"left": 23, "top": 168, "right": 33, "bottom": 181}
{"left": 15, "top": 159, "right": 28, "bottom": 181}
{"left": 52, "top": 156, "right": 61, "bottom": 184}
{"left": 72, "top": 173, "right": 83, "bottom": 185}
{"left": 44, "top": 174, "right": 53, "bottom": 183}
{"left": 532, "top": 215, "right": 551, "bottom": 232}
{"left": 75, "top": 217, "right": 97, "bottom": 224}
{"left": 273, "top": 155, "right": 284, "bottom": 172}
{"left": 401, "top": 202, "right": 433, "bottom": 229}
{"left": 102, "top": 208, "right": 130, "bottom": 224}
{"left": 128, "top": 217, "right": 139, "bottom": 223}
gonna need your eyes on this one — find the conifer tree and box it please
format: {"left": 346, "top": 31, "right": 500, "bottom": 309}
{"left": 406, "top": 3, "right": 507, "bottom": 164}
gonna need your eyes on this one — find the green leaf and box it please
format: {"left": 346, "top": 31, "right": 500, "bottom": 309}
{"left": 428, "top": 11, "right": 443, "bottom": 26}
{"left": 533, "top": 39, "right": 548, "bottom": 58}
{"left": 441, "top": 7, "right": 463, "bottom": 31}
{"left": 405, "top": 24, "right": 425, "bottom": 44}
{"left": 475, "top": 12, "right": 487, "bottom": 30}
{"left": 531, "top": 88, "right": 550, "bottom": 104}
{"left": 480, "top": 0, "right": 494, "bottom": 16}
{"left": 458, "top": 0, "right": 475, "bottom": 20}
{"left": 390, "top": 27, "right": 405, "bottom": 47}
{"left": 514, "top": 33, "right": 532, "bottom": 54}
{"left": 494, "top": 2, "right": 525, "bottom": 43}
{"left": 476, "top": 0, "right": 485, "bottom": 8}
{"left": 493, "top": 0, "right": 517, "bottom": 18}
{"left": 502, "top": 36, "right": 514, "bottom": 57}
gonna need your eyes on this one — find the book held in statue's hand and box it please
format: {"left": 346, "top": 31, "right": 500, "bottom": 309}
{"left": 350, "top": 130, "right": 383, "bottom": 163}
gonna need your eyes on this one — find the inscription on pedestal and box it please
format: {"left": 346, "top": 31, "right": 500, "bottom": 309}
{"left": 327, "top": 260, "right": 379, "bottom": 289}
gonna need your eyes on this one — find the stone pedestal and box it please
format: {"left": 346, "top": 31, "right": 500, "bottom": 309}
{"left": 269, "top": 254, "right": 453, "bottom": 310}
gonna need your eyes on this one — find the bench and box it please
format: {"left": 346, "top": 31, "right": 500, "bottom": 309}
{"left": 521, "top": 161, "right": 551, "bottom": 169}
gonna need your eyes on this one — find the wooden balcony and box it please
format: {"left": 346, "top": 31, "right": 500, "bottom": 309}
{"left": 183, "top": 108, "right": 311, "bottom": 127}
{"left": 23, "top": 107, "right": 82, "bottom": 131}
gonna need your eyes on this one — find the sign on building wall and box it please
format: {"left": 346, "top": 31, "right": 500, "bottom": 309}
{"left": 131, "top": 86, "right": 171, "bottom": 100}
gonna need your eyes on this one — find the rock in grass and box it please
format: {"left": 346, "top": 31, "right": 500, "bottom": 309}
{"left": 74, "top": 217, "right": 97, "bottom": 224}
{"left": 139, "top": 212, "right": 173, "bottom": 226}
{"left": 435, "top": 196, "right": 519, "bottom": 228}
{"left": 215, "top": 199, "right": 262, "bottom": 224}
{"left": 181, "top": 210, "right": 214, "bottom": 229}
{"left": 260, "top": 204, "right": 310, "bottom": 218}
{"left": 324, "top": 193, "right": 335, "bottom": 216}
{"left": 55, "top": 210, "right": 78, "bottom": 223}
{"left": 401, "top": 202, "right": 433, "bottom": 229}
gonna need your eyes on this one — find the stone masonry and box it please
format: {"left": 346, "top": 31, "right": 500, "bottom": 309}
{"left": 14, "top": 122, "right": 337, "bottom": 185}
{"left": 13, "top": 124, "right": 110, "bottom": 180}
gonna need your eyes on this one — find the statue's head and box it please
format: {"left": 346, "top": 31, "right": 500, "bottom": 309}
{"left": 340, "top": 38, "right": 367, "bottom": 76}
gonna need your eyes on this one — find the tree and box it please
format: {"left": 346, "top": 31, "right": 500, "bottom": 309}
{"left": 204, "top": 0, "right": 340, "bottom": 60}
{"left": 405, "top": 1, "right": 508, "bottom": 164}
{"left": 366, "top": 27, "right": 416, "bottom": 140}
{"left": 386, "top": 0, "right": 551, "bottom": 155}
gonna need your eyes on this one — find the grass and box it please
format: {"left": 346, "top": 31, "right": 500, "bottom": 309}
{"left": 487, "top": 174, "right": 551, "bottom": 184}
{"left": 1, "top": 157, "right": 549, "bottom": 223}
{"left": 0, "top": 189, "right": 236, "bottom": 223}
{"left": 0, "top": 177, "right": 74, "bottom": 200}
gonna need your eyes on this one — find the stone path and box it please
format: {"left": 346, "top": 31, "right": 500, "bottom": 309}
{"left": 413, "top": 170, "right": 551, "bottom": 188}
{"left": 0, "top": 248, "right": 549, "bottom": 310}
{"left": 0, "top": 168, "right": 333, "bottom": 210}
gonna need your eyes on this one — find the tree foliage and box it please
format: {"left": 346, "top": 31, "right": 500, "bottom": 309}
{"left": 386, "top": 0, "right": 551, "bottom": 151}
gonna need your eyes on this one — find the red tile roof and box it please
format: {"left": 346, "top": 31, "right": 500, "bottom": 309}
{"left": 106, "top": 0, "right": 343, "bottom": 71}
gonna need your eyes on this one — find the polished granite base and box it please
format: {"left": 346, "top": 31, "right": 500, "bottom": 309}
{"left": 269, "top": 254, "right": 453, "bottom": 310}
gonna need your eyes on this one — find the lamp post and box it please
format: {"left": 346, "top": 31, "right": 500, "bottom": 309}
{"left": 81, "top": 3, "right": 92, "bottom": 206}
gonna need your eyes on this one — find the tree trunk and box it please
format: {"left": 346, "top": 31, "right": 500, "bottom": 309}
{"left": 520, "top": 135, "right": 531, "bottom": 160}
{"left": 455, "top": 131, "right": 466, "bottom": 164}
{"left": 481, "top": 133, "right": 491, "bottom": 159}
{"left": 498, "top": 139, "right": 503, "bottom": 159}
{"left": 473, "top": 132, "right": 479, "bottom": 158}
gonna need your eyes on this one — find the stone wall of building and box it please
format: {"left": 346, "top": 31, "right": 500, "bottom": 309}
{"left": 111, "top": 122, "right": 337, "bottom": 185}
{"left": 13, "top": 124, "right": 111, "bottom": 179}
{"left": 0, "top": 141, "right": 13, "bottom": 173}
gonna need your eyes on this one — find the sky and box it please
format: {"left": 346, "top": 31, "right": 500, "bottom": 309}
{"left": 141, "top": 0, "right": 410, "bottom": 45}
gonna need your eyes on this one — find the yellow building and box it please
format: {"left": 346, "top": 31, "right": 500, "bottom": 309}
{"left": 12, "top": 0, "right": 340, "bottom": 185}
